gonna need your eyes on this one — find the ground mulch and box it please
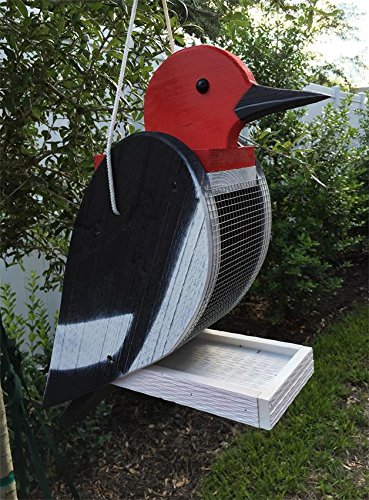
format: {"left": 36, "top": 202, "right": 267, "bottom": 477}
{"left": 54, "top": 256, "right": 368, "bottom": 499}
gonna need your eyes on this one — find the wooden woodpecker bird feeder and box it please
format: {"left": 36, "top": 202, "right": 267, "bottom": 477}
{"left": 43, "top": 45, "right": 328, "bottom": 428}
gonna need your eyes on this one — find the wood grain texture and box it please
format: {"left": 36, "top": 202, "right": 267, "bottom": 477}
{"left": 44, "top": 43, "right": 327, "bottom": 414}
{"left": 144, "top": 45, "right": 328, "bottom": 154}
{"left": 43, "top": 132, "right": 213, "bottom": 407}
{"left": 113, "top": 329, "right": 314, "bottom": 430}
{"left": 144, "top": 45, "right": 256, "bottom": 150}
{"left": 193, "top": 146, "right": 255, "bottom": 173}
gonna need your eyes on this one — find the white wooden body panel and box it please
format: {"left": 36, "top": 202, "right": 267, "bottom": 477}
{"left": 113, "top": 329, "right": 313, "bottom": 430}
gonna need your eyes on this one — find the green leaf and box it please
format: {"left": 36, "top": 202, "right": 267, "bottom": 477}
{"left": 13, "top": 0, "right": 28, "bottom": 18}
{"left": 307, "top": 8, "right": 314, "bottom": 31}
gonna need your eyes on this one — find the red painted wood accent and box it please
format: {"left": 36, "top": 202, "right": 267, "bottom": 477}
{"left": 194, "top": 146, "right": 255, "bottom": 173}
{"left": 92, "top": 148, "right": 255, "bottom": 174}
{"left": 144, "top": 45, "right": 256, "bottom": 150}
{"left": 94, "top": 154, "right": 105, "bottom": 170}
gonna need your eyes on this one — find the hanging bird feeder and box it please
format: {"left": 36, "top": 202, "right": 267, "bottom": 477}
{"left": 43, "top": 3, "right": 328, "bottom": 429}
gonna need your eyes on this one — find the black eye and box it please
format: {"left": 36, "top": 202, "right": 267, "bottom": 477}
{"left": 196, "top": 78, "right": 209, "bottom": 94}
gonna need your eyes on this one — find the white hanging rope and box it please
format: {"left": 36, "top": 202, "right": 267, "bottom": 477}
{"left": 106, "top": 0, "right": 175, "bottom": 215}
{"left": 106, "top": 0, "right": 139, "bottom": 215}
{"left": 162, "top": 0, "right": 175, "bottom": 53}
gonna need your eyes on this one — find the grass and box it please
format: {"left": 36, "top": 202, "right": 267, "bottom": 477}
{"left": 200, "top": 306, "right": 369, "bottom": 499}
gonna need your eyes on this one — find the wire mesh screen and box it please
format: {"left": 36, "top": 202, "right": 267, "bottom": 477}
{"left": 183, "top": 166, "right": 271, "bottom": 343}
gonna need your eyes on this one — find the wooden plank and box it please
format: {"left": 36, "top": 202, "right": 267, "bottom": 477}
{"left": 258, "top": 348, "right": 313, "bottom": 430}
{"left": 43, "top": 132, "right": 213, "bottom": 408}
{"left": 113, "top": 330, "right": 314, "bottom": 429}
{"left": 202, "top": 329, "right": 302, "bottom": 355}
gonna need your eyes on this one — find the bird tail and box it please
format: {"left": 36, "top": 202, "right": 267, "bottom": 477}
{"left": 59, "top": 385, "right": 116, "bottom": 427}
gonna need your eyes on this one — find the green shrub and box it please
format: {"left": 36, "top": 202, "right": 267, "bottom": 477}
{"left": 216, "top": 1, "right": 367, "bottom": 325}
{"left": 247, "top": 98, "right": 368, "bottom": 323}
{"left": 0, "top": 272, "right": 113, "bottom": 497}
{"left": 0, "top": 0, "right": 182, "bottom": 290}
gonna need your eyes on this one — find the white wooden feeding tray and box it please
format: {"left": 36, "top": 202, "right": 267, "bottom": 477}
{"left": 113, "top": 329, "right": 313, "bottom": 430}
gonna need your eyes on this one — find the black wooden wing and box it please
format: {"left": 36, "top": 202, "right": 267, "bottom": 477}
{"left": 43, "top": 132, "right": 213, "bottom": 408}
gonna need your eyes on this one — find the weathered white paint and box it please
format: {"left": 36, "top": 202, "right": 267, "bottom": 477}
{"left": 51, "top": 313, "right": 134, "bottom": 370}
{"left": 114, "top": 329, "right": 314, "bottom": 430}
{"left": 46, "top": 201, "right": 210, "bottom": 374}
{"left": 207, "top": 165, "right": 257, "bottom": 191}
{"left": 130, "top": 203, "right": 210, "bottom": 370}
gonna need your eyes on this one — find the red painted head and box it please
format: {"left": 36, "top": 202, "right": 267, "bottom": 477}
{"left": 144, "top": 45, "right": 328, "bottom": 151}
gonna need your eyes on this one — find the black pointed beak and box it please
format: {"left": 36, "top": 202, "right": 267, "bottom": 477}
{"left": 235, "top": 84, "right": 330, "bottom": 123}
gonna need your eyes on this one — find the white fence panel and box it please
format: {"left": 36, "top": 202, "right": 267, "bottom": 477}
{"left": 302, "top": 83, "right": 367, "bottom": 134}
